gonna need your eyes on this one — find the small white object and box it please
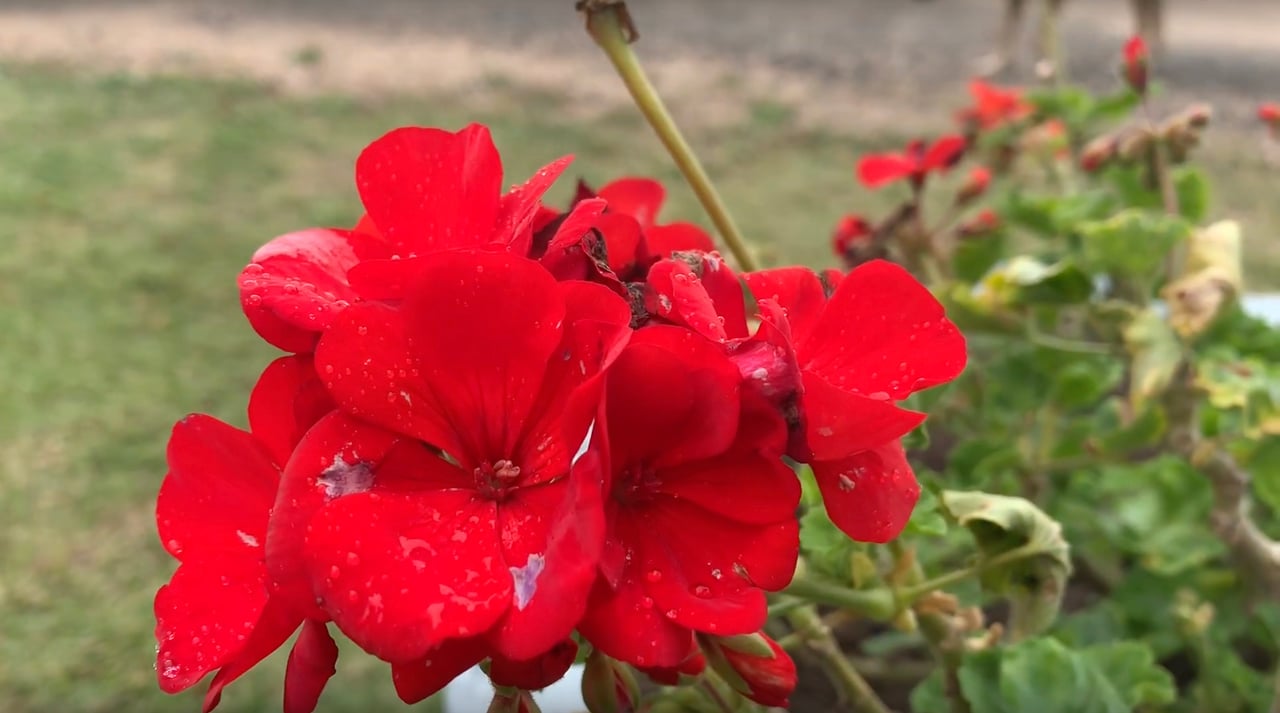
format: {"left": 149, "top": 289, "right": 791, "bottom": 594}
{"left": 443, "top": 663, "right": 587, "bottom": 713}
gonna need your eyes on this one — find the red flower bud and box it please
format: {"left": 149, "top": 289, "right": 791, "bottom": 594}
{"left": 487, "top": 690, "right": 541, "bottom": 713}
{"left": 700, "top": 633, "right": 797, "bottom": 708}
{"left": 1079, "top": 135, "right": 1118, "bottom": 173}
{"left": 831, "top": 214, "right": 873, "bottom": 258}
{"left": 955, "top": 166, "right": 991, "bottom": 206}
{"left": 582, "top": 650, "right": 641, "bottom": 713}
{"left": 1260, "top": 103, "right": 1280, "bottom": 139}
{"left": 1123, "top": 35, "right": 1149, "bottom": 95}
{"left": 957, "top": 209, "right": 1002, "bottom": 239}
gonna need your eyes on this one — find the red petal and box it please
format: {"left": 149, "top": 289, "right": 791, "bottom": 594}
{"left": 596, "top": 213, "right": 644, "bottom": 277}
{"left": 304, "top": 490, "right": 510, "bottom": 662}
{"left": 391, "top": 637, "right": 490, "bottom": 704}
{"left": 158, "top": 415, "right": 277, "bottom": 562}
{"left": 728, "top": 298, "right": 803, "bottom": 413}
{"left": 489, "top": 639, "right": 579, "bottom": 690}
{"left": 812, "top": 441, "right": 920, "bottom": 543}
{"left": 201, "top": 599, "right": 302, "bottom": 712}
{"left": 800, "top": 373, "right": 925, "bottom": 461}
{"left": 640, "top": 500, "right": 797, "bottom": 634}
{"left": 645, "top": 260, "right": 729, "bottom": 342}
{"left": 598, "top": 177, "right": 666, "bottom": 229}
{"left": 355, "top": 125, "right": 503, "bottom": 253}
{"left": 282, "top": 620, "right": 339, "bottom": 713}
{"left": 645, "top": 223, "right": 716, "bottom": 257}
{"left": 856, "top": 154, "right": 916, "bottom": 188}
{"left": 695, "top": 252, "right": 749, "bottom": 339}
{"left": 239, "top": 229, "right": 376, "bottom": 353}
{"left": 799, "top": 260, "right": 966, "bottom": 400}
{"left": 490, "top": 451, "right": 607, "bottom": 661}
{"left": 605, "top": 326, "right": 740, "bottom": 469}
{"left": 579, "top": 570, "right": 695, "bottom": 668}
{"left": 744, "top": 267, "right": 827, "bottom": 344}
{"left": 498, "top": 156, "right": 573, "bottom": 257}
{"left": 922, "top": 135, "right": 967, "bottom": 173}
{"left": 656, "top": 453, "right": 799, "bottom": 526}
{"left": 247, "top": 355, "right": 334, "bottom": 467}
{"left": 316, "top": 251, "right": 565, "bottom": 465}
{"left": 266, "top": 413, "right": 404, "bottom": 619}
{"left": 155, "top": 559, "right": 267, "bottom": 693}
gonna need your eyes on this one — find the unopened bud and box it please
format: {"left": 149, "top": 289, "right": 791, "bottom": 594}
{"left": 487, "top": 689, "right": 541, "bottom": 713}
{"left": 639, "top": 650, "right": 706, "bottom": 687}
{"left": 582, "top": 650, "right": 641, "bottom": 713}
{"left": 1122, "top": 35, "right": 1149, "bottom": 95}
{"left": 1079, "top": 134, "right": 1118, "bottom": 173}
{"left": 957, "top": 209, "right": 1002, "bottom": 239}
{"left": 954, "top": 166, "right": 992, "bottom": 207}
{"left": 831, "top": 214, "right": 873, "bottom": 258}
{"left": 700, "top": 633, "right": 797, "bottom": 708}
{"left": 1116, "top": 127, "right": 1155, "bottom": 162}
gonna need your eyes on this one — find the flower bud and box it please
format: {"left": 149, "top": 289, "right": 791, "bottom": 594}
{"left": 487, "top": 690, "right": 541, "bottom": 713}
{"left": 1122, "top": 35, "right": 1149, "bottom": 95}
{"left": 640, "top": 649, "right": 706, "bottom": 687}
{"left": 1116, "top": 127, "right": 1155, "bottom": 162}
{"left": 699, "top": 633, "right": 797, "bottom": 708}
{"left": 1079, "top": 134, "right": 1117, "bottom": 173}
{"left": 831, "top": 214, "right": 873, "bottom": 258}
{"left": 582, "top": 650, "right": 641, "bottom": 713}
{"left": 954, "top": 166, "right": 991, "bottom": 207}
{"left": 957, "top": 209, "right": 1001, "bottom": 239}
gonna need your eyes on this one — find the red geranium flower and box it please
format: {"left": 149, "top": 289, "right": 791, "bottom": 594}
{"left": 576, "top": 177, "right": 715, "bottom": 280}
{"left": 239, "top": 124, "right": 571, "bottom": 353}
{"left": 857, "top": 136, "right": 967, "bottom": 190}
{"left": 578, "top": 327, "right": 800, "bottom": 668}
{"left": 1123, "top": 35, "right": 1149, "bottom": 95}
{"left": 301, "top": 250, "right": 631, "bottom": 666}
{"left": 155, "top": 356, "right": 336, "bottom": 713}
{"left": 741, "top": 262, "right": 965, "bottom": 541}
{"left": 956, "top": 79, "right": 1034, "bottom": 132}
{"left": 1260, "top": 103, "right": 1280, "bottom": 139}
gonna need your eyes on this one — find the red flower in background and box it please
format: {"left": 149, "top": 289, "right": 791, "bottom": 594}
{"left": 238, "top": 125, "right": 571, "bottom": 353}
{"left": 956, "top": 79, "right": 1033, "bottom": 132}
{"left": 955, "top": 166, "right": 992, "bottom": 206}
{"left": 1260, "top": 103, "right": 1280, "bottom": 139}
{"left": 831, "top": 214, "right": 872, "bottom": 258}
{"left": 857, "top": 136, "right": 966, "bottom": 190}
{"left": 155, "top": 357, "right": 336, "bottom": 713}
{"left": 576, "top": 177, "right": 715, "bottom": 280}
{"left": 304, "top": 251, "right": 630, "bottom": 665}
{"left": 1123, "top": 35, "right": 1149, "bottom": 95}
{"left": 579, "top": 327, "right": 800, "bottom": 668}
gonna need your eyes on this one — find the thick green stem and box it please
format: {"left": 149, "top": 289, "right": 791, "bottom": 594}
{"left": 782, "top": 577, "right": 897, "bottom": 620}
{"left": 582, "top": 3, "right": 758, "bottom": 272}
{"left": 786, "top": 605, "right": 895, "bottom": 713}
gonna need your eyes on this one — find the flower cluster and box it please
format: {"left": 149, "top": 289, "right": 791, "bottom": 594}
{"left": 154, "top": 124, "right": 966, "bottom": 712}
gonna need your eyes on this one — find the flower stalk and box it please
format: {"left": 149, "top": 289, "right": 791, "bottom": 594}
{"left": 580, "top": 1, "right": 759, "bottom": 272}
{"left": 785, "top": 604, "right": 894, "bottom": 713}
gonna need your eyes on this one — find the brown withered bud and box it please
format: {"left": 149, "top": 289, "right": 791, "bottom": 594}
{"left": 1116, "top": 127, "right": 1155, "bottom": 162}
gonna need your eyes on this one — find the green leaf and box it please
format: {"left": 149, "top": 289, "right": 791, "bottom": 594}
{"left": 799, "top": 503, "right": 859, "bottom": 584}
{"left": 1077, "top": 209, "right": 1190, "bottom": 280}
{"left": 1174, "top": 167, "right": 1210, "bottom": 222}
{"left": 940, "top": 491, "right": 1073, "bottom": 638}
{"left": 1247, "top": 436, "right": 1280, "bottom": 514}
{"left": 954, "top": 231, "right": 1007, "bottom": 283}
{"left": 981, "top": 257, "right": 1094, "bottom": 306}
{"left": 1122, "top": 309, "right": 1182, "bottom": 409}
{"left": 955, "top": 638, "right": 1174, "bottom": 713}
{"left": 903, "top": 486, "right": 948, "bottom": 537}
{"left": 1048, "top": 360, "right": 1122, "bottom": 410}
{"left": 1096, "top": 402, "right": 1167, "bottom": 455}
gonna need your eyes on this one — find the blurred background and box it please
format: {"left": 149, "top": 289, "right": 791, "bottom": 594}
{"left": 1, "top": 1, "right": 1277, "bottom": 711}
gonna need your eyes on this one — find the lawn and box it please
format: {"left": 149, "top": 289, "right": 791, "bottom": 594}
{"left": 0, "top": 62, "right": 1276, "bottom": 713}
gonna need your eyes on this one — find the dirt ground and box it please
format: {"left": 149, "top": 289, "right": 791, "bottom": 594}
{"left": 2, "top": 0, "right": 1278, "bottom": 134}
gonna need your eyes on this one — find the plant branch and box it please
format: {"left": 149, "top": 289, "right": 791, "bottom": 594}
{"left": 580, "top": 1, "right": 758, "bottom": 271}
{"left": 786, "top": 605, "right": 896, "bottom": 713}
{"left": 1162, "top": 361, "right": 1280, "bottom": 598}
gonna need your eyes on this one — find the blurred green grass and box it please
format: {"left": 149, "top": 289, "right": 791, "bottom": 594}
{"left": 0, "top": 63, "right": 1276, "bottom": 713}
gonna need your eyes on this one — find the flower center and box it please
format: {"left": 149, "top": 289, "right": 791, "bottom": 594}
{"left": 614, "top": 463, "right": 663, "bottom": 506}
{"left": 475, "top": 459, "right": 522, "bottom": 500}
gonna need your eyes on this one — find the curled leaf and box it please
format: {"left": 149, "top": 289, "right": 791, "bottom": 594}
{"left": 940, "top": 491, "right": 1072, "bottom": 639}
{"left": 1161, "top": 220, "right": 1243, "bottom": 338}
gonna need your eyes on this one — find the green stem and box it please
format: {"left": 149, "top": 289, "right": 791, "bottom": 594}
{"left": 896, "top": 542, "right": 1044, "bottom": 602}
{"left": 583, "top": 4, "right": 758, "bottom": 272}
{"left": 782, "top": 577, "right": 897, "bottom": 620}
{"left": 1025, "top": 318, "right": 1117, "bottom": 355}
{"left": 786, "top": 605, "right": 895, "bottom": 713}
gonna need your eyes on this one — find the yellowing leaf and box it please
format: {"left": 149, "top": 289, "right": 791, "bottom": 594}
{"left": 1161, "top": 220, "right": 1243, "bottom": 338}
{"left": 1123, "top": 309, "right": 1183, "bottom": 408}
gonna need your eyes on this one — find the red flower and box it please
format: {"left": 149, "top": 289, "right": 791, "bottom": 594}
{"left": 638, "top": 649, "right": 707, "bottom": 687}
{"left": 1123, "top": 35, "right": 1149, "bottom": 95}
{"left": 743, "top": 261, "right": 966, "bottom": 542}
{"left": 956, "top": 166, "right": 992, "bottom": 206}
{"left": 576, "top": 177, "right": 715, "bottom": 280}
{"left": 857, "top": 136, "right": 967, "bottom": 190}
{"left": 155, "top": 357, "right": 336, "bottom": 713}
{"left": 578, "top": 327, "right": 800, "bottom": 668}
{"left": 304, "top": 250, "right": 631, "bottom": 664}
{"left": 239, "top": 124, "right": 571, "bottom": 353}
{"left": 701, "top": 632, "right": 797, "bottom": 708}
{"left": 956, "top": 79, "right": 1033, "bottom": 132}
{"left": 831, "top": 214, "right": 872, "bottom": 258}
{"left": 1260, "top": 103, "right": 1280, "bottom": 139}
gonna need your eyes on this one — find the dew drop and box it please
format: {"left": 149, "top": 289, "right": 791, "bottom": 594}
{"left": 645, "top": 569, "right": 663, "bottom": 583}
